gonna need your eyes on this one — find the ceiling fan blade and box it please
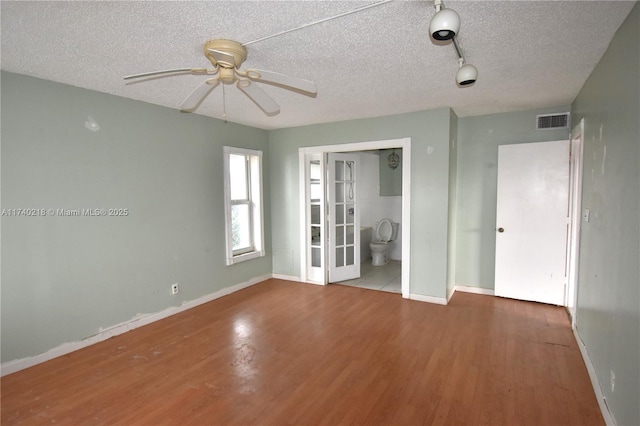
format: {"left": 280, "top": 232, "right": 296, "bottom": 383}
{"left": 236, "top": 80, "right": 280, "bottom": 116}
{"left": 124, "top": 68, "right": 209, "bottom": 80}
{"left": 245, "top": 68, "right": 317, "bottom": 95}
{"left": 207, "top": 49, "right": 236, "bottom": 68}
{"left": 180, "top": 79, "right": 220, "bottom": 113}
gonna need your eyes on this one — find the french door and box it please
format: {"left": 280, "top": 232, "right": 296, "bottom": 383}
{"left": 302, "top": 152, "right": 361, "bottom": 284}
{"left": 304, "top": 154, "right": 326, "bottom": 283}
{"left": 327, "top": 153, "right": 360, "bottom": 282}
{"left": 300, "top": 137, "right": 410, "bottom": 295}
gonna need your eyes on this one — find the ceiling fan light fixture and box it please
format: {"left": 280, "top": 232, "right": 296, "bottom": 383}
{"left": 219, "top": 68, "right": 236, "bottom": 84}
{"left": 456, "top": 62, "right": 478, "bottom": 86}
{"left": 429, "top": 7, "right": 460, "bottom": 41}
{"left": 387, "top": 149, "right": 400, "bottom": 169}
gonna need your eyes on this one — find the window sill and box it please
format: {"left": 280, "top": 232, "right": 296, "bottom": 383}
{"left": 226, "top": 249, "right": 265, "bottom": 266}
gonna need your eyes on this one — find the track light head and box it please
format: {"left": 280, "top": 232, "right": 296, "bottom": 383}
{"left": 456, "top": 63, "right": 478, "bottom": 86}
{"left": 430, "top": 8, "right": 460, "bottom": 41}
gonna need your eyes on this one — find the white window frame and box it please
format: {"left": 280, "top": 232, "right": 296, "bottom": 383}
{"left": 223, "top": 146, "right": 265, "bottom": 265}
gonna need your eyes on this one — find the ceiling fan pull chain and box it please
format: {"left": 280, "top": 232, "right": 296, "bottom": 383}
{"left": 222, "top": 84, "right": 227, "bottom": 123}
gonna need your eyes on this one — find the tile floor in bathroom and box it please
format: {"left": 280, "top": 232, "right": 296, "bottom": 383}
{"left": 333, "top": 260, "right": 401, "bottom": 294}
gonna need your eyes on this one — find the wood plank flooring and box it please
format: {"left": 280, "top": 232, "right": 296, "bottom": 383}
{"left": 1, "top": 279, "right": 603, "bottom": 425}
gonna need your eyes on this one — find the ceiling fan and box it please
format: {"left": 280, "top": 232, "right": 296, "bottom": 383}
{"left": 123, "top": 1, "right": 473, "bottom": 118}
{"left": 124, "top": 39, "right": 317, "bottom": 116}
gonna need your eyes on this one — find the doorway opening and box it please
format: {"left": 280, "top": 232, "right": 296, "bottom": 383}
{"left": 299, "top": 138, "right": 411, "bottom": 298}
{"left": 337, "top": 259, "right": 402, "bottom": 294}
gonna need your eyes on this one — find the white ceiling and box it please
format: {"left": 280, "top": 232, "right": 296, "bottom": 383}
{"left": 1, "top": 1, "right": 635, "bottom": 130}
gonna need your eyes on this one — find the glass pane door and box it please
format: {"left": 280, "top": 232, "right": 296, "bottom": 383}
{"left": 328, "top": 153, "right": 360, "bottom": 283}
{"left": 305, "top": 155, "right": 325, "bottom": 283}
{"left": 310, "top": 160, "right": 322, "bottom": 268}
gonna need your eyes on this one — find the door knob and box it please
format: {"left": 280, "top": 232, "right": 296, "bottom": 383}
{"left": 498, "top": 227, "right": 504, "bottom": 233}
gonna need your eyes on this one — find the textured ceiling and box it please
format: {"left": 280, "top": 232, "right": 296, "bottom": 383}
{"left": 1, "top": 1, "right": 635, "bottom": 130}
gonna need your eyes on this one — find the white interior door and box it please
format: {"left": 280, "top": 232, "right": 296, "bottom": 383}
{"left": 328, "top": 153, "right": 360, "bottom": 283}
{"left": 495, "top": 140, "right": 570, "bottom": 305}
{"left": 303, "top": 154, "right": 326, "bottom": 284}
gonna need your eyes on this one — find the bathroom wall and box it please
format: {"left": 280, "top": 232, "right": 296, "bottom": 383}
{"left": 1, "top": 72, "right": 272, "bottom": 364}
{"left": 357, "top": 152, "right": 402, "bottom": 260}
{"left": 379, "top": 149, "right": 402, "bottom": 196}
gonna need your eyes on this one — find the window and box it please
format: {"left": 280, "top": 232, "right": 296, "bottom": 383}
{"left": 223, "top": 146, "right": 264, "bottom": 265}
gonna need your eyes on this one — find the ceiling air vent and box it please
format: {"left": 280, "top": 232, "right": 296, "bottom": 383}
{"left": 536, "top": 112, "right": 570, "bottom": 130}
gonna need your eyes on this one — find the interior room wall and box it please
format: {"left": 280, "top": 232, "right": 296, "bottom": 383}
{"left": 571, "top": 4, "right": 639, "bottom": 425}
{"left": 454, "top": 104, "right": 572, "bottom": 290}
{"left": 1, "top": 72, "right": 272, "bottom": 364}
{"left": 446, "top": 109, "right": 458, "bottom": 296}
{"left": 357, "top": 151, "right": 401, "bottom": 260}
{"left": 268, "top": 108, "right": 453, "bottom": 299}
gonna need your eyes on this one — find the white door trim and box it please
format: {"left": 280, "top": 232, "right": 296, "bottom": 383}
{"left": 566, "top": 119, "right": 585, "bottom": 328}
{"left": 299, "top": 138, "right": 411, "bottom": 298}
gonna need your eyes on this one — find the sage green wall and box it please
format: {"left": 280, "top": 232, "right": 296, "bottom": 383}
{"left": 378, "top": 149, "right": 402, "bottom": 196}
{"left": 446, "top": 109, "right": 458, "bottom": 295}
{"left": 571, "top": 4, "right": 639, "bottom": 425}
{"left": 1, "top": 72, "right": 271, "bottom": 363}
{"left": 455, "top": 105, "right": 571, "bottom": 289}
{"left": 268, "top": 108, "right": 453, "bottom": 298}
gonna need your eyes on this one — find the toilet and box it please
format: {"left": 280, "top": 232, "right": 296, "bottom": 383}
{"left": 369, "top": 218, "right": 399, "bottom": 266}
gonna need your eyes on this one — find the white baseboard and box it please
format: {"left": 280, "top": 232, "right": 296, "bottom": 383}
{"left": 573, "top": 327, "right": 616, "bottom": 426}
{"left": 454, "top": 285, "right": 495, "bottom": 296}
{"left": 272, "top": 274, "right": 330, "bottom": 286}
{"left": 409, "top": 293, "right": 448, "bottom": 305}
{"left": 271, "top": 273, "right": 303, "bottom": 282}
{"left": 0, "top": 274, "right": 271, "bottom": 377}
{"left": 447, "top": 285, "right": 456, "bottom": 302}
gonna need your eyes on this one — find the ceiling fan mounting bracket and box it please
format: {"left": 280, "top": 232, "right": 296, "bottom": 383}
{"left": 204, "top": 39, "right": 247, "bottom": 69}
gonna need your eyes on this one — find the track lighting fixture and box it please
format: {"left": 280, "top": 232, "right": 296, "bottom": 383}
{"left": 456, "top": 60, "right": 478, "bottom": 86}
{"left": 429, "top": 1, "right": 460, "bottom": 41}
{"left": 430, "top": 0, "right": 478, "bottom": 86}
{"left": 453, "top": 40, "right": 478, "bottom": 86}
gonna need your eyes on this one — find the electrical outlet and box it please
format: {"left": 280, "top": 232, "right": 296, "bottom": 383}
{"left": 171, "top": 283, "right": 179, "bottom": 295}
{"left": 610, "top": 370, "right": 615, "bottom": 393}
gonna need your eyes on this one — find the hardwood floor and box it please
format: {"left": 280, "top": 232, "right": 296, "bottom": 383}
{"left": 1, "top": 279, "right": 603, "bottom": 425}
